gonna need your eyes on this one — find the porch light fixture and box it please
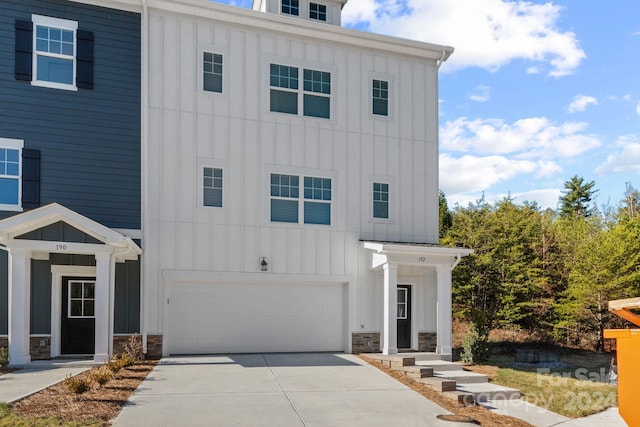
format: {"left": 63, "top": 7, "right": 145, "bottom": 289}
{"left": 260, "top": 257, "right": 268, "bottom": 272}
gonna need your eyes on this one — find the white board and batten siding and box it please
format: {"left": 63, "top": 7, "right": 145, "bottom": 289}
{"left": 143, "top": 4, "right": 447, "bottom": 355}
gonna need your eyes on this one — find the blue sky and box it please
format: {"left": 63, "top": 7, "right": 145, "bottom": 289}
{"left": 215, "top": 0, "right": 639, "bottom": 210}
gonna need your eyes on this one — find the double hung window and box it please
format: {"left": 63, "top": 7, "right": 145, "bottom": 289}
{"left": 372, "top": 79, "right": 389, "bottom": 116}
{"left": 203, "top": 167, "right": 223, "bottom": 207}
{"left": 271, "top": 173, "right": 332, "bottom": 225}
{"left": 32, "top": 15, "right": 77, "bottom": 90}
{"left": 0, "top": 138, "right": 23, "bottom": 211}
{"left": 373, "top": 182, "right": 389, "bottom": 219}
{"left": 270, "top": 63, "right": 331, "bottom": 119}
{"left": 203, "top": 52, "right": 223, "bottom": 93}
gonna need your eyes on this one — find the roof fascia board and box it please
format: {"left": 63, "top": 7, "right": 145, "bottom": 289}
{"left": 147, "top": 0, "right": 453, "bottom": 61}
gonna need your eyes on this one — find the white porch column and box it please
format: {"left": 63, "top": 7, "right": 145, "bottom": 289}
{"left": 382, "top": 262, "right": 398, "bottom": 355}
{"left": 94, "top": 252, "right": 113, "bottom": 363}
{"left": 8, "top": 249, "right": 31, "bottom": 365}
{"left": 436, "top": 264, "right": 452, "bottom": 359}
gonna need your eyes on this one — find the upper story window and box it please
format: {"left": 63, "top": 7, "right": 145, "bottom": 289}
{"left": 281, "top": 0, "right": 300, "bottom": 16}
{"left": 0, "top": 138, "right": 23, "bottom": 211}
{"left": 372, "top": 79, "right": 389, "bottom": 116}
{"left": 373, "top": 182, "right": 389, "bottom": 219}
{"left": 32, "top": 15, "right": 77, "bottom": 90}
{"left": 270, "top": 63, "right": 331, "bottom": 119}
{"left": 270, "top": 173, "right": 332, "bottom": 225}
{"left": 15, "top": 15, "right": 93, "bottom": 90}
{"left": 203, "top": 52, "right": 223, "bottom": 93}
{"left": 203, "top": 167, "right": 223, "bottom": 207}
{"left": 309, "top": 3, "right": 327, "bottom": 21}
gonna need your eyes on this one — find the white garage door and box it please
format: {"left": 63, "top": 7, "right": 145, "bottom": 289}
{"left": 168, "top": 281, "right": 346, "bottom": 354}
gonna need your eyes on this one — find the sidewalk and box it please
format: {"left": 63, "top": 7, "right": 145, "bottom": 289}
{"left": 0, "top": 359, "right": 93, "bottom": 404}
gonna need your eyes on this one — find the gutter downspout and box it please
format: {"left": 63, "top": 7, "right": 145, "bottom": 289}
{"left": 437, "top": 49, "right": 447, "bottom": 70}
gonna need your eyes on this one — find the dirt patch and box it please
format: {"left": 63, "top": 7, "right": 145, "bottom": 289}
{"left": 11, "top": 360, "right": 157, "bottom": 424}
{"left": 0, "top": 367, "right": 20, "bottom": 376}
{"left": 359, "top": 355, "right": 533, "bottom": 427}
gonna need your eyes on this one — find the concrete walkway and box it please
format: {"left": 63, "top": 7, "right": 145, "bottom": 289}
{"left": 0, "top": 359, "right": 93, "bottom": 404}
{"left": 112, "top": 353, "right": 467, "bottom": 427}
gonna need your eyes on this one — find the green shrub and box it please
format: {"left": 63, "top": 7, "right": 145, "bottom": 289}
{"left": 64, "top": 374, "right": 91, "bottom": 395}
{"left": 119, "top": 353, "right": 136, "bottom": 368}
{"left": 460, "top": 322, "right": 489, "bottom": 365}
{"left": 0, "top": 347, "right": 9, "bottom": 368}
{"left": 105, "top": 357, "right": 124, "bottom": 373}
{"left": 91, "top": 366, "right": 113, "bottom": 387}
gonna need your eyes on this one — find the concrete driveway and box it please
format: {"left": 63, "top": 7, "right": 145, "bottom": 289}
{"left": 112, "top": 353, "right": 461, "bottom": 427}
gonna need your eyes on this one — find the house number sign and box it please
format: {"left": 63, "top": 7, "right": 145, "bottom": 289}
{"left": 56, "top": 243, "right": 68, "bottom": 251}
{"left": 418, "top": 257, "right": 426, "bottom": 262}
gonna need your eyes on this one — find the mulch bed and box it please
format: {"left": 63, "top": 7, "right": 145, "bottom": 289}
{"left": 359, "top": 355, "right": 533, "bottom": 427}
{"left": 11, "top": 360, "right": 157, "bottom": 424}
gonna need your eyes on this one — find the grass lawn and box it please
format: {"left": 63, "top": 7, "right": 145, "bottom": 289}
{"left": 466, "top": 350, "right": 618, "bottom": 418}
{"left": 0, "top": 403, "right": 102, "bottom": 427}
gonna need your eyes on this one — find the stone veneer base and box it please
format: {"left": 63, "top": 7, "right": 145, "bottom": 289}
{"left": 351, "top": 332, "right": 381, "bottom": 353}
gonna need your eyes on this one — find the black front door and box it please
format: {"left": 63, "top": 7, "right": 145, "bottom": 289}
{"left": 61, "top": 277, "right": 96, "bottom": 355}
{"left": 397, "top": 285, "right": 411, "bottom": 348}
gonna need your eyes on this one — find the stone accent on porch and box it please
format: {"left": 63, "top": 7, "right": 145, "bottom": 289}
{"left": 351, "top": 332, "right": 380, "bottom": 353}
{"left": 145, "top": 334, "right": 163, "bottom": 359}
{"left": 29, "top": 336, "right": 51, "bottom": 360}
{"left": 418, "top": 332, "right": 437, "bottom": 352}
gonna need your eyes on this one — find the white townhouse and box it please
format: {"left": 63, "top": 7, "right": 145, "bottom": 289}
{"left": 141, "top": 0, "right": 472, "bottom": 358}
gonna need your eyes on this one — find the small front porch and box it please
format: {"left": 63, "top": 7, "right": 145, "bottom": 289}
{"left": 0, "top": 203, "right": 141, "bottom": 365}
{"left": 363, "top": 241, "right": 473, "bottom": 359}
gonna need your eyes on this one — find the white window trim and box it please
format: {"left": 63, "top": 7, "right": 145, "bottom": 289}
{"left": 368, "top": 72, "right": 395, "bottom": 120}
{"left": 397, "top": 287, "right": 408, "bottom": 319}
{"left": 368, "top": 175, "right": 395, "bottom": 223}
{"left": 265, "top": 165, "right": 337, "bottom": 227}
{"left": 67, "top": 280, "right": 96, "bottom": 319}
{"left": 31, "top": 14, "right": 78, "bottom": 91}
{"left": 0, "top": 137, "right": 24, "bottom": 212}
{"left": 309, "top": 2, "right": 327, "bottom": 21}
{"left": 198, "top": 45, "right": 229, "bottom": 96}
{"left": 265, "top": 57, "right": 336, "bottom": 122}
{"left": 197, "top": 158, "right": 227, "bottom": 210}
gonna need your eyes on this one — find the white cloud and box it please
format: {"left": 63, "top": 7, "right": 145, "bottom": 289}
{"left": 596, "top": 135, "right": 640, "bottom": 175}
{"left": 637, "top": 101, "right": 640, "bottom": 116}
{"left": 568, "top": 95, "right": 598, "bottom": 113}
{"left": 468, "top": 85, "right": 491, "bottom": 102}
{"left": 441, "top": 116, "right": 601, "bottom": 158}
{"left": 439, "top": 154, "right": 561, "bottom": 195}
{"left": 342, "top": 0, "right": 586, "bottom": 77}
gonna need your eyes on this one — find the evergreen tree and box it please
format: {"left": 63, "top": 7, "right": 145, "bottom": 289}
{"left": 558, "top": 175, "right": 598, "bottom": 218}
{"left": 438, "top": 190, "right": 453, "bottom": 239}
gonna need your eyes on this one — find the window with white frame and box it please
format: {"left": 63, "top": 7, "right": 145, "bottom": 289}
{"left": 309, "top": 3, "right": 327, "bottom": 21}
{"left": 203, "top": 167, "right": 223, "bottom": 207}
{"left": 281, "top": 0, "right": 299, "bottom": 15}
{"left": 68, "top": 280, "right": 95, "bottom": 318}
{"left": 270, "top": 63, "right": 331, "bottom": 119}
{"left": 270, "top": 173, "right": 332, "bottom": 225}
{"left": 0, "top": 138, "right": 23, "bottom": 211}
{"left": 372, "top": 79, "right": 389, "bottom": 116}
{"left": 203, "top": 52, "right": 223, "bottom": 93}
{"left": 373, "top": 182, "right": 389, "bottom": 219}
{"left": 32, "top": 15, "right": 78, "bottom": 90}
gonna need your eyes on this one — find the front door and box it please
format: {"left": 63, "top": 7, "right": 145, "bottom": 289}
{"left": 397, "top": 285, "right": 411, "bottom": 349}
{"left": 61, "top": 277, "right": 96, "bottom": 355}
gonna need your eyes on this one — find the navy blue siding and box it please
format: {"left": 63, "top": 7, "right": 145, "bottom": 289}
{"left": 0, "top": 0, "right": 141, "bottom": 230}
{"left": 31, "top": 260, "right": 51, "bottom": 334}
{"left": 114, "top": 259, "right": 140, "bottom": 334}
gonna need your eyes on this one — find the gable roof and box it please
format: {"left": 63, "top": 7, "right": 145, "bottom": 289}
{"left": 0, "top": 203, "right": 142, "bottom": 260}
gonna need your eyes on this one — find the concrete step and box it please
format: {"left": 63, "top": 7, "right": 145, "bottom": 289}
{"left": 434, "top": 370, "right": 489, "bottom": 384}
{"left": 398, "top": 352, "right": 443, "bottom": 362}
{"left": 418, "top": 377, "right": 457, "bottom": 392}
{"left": 415, "top": 360, "right": 465, "bottom": 371}
{"left": 456, "top": 383, "right": 521, "bottom": 402}
{"left": 397, "top": 365, "right": 434, "bottom": 379}
{"left": 443, "top": 390, "right": 476, "bottom": 406}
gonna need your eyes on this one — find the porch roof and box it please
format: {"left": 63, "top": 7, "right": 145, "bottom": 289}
{"left": 0, "top": 203, "right": 142, "bottom": 261}
{"left": 362, "top": 240, "right": 473, "bottom": 270}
